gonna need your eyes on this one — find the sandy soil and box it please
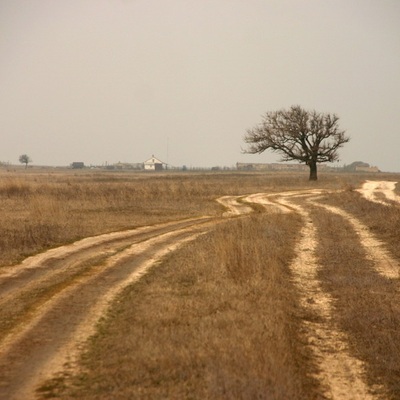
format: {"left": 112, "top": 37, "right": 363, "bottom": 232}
{"left": 216, "top": 195, "right": 253, "bottom": 216}
{"left": 0, "top": 181, "right": 398, "bottom": 399}
{"left": 310, "top": 199, "right": 399, "bottom": 279}
{"left": 357, "top": 180, "right": 400, "bottom": 206}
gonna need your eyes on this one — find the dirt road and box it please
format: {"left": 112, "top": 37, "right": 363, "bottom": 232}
{"left": 0, "top": 217, "right": 220, "bottom": 399}
{"left": 0, "top": 181, "right": 398, "bottom": 399}
{"left": 242, "top": 182, "right": 399, "bottom": 399}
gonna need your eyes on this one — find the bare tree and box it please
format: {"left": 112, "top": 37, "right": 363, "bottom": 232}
{"left": 243, "top": 105, "right": 350, "bottom": 180}
{"left": 19, "top": 154, "right": 32, "bottom": 169}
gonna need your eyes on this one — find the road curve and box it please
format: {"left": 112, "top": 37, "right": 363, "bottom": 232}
{"left": 0, "top": 217, "right": 218, "bottom": 400}
{"left": 0, "top": 181, "right": 398, "bottom": 399}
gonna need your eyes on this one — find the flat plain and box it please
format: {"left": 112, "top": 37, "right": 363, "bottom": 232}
{"left": 0, "top": 169, "right": 399, "bottom": 399}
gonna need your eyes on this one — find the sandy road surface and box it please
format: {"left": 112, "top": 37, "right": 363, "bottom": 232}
{"left": 0, "top": 217, "right": 220, "bottom": 399}
{"left": 0, "top": 181, "right": 398, "bottom": 399}
{"left": 280, "top": 193, "right": 377, "bottom": 399}
{"left": 245, "top": 182, "right": 399, "bottom": 399}
{"left": 216, "top": 195, "right": 253, "bottom": 216}
{"left": 357, "top": 180, "right": 400, "bottom": 206}
{"left": 244, "top": 182, "right": 398, "bottom": 399}
{"left": 310, "top": 199, "right": 399, "bottom": 279}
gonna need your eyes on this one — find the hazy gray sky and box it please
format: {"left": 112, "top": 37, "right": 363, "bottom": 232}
{"left": 1, "top": 0, "right": 399, "bottom": 171}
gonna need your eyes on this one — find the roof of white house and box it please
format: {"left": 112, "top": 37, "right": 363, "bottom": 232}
{"left": 144, "top": 155, "right": 165, "bottom": 165}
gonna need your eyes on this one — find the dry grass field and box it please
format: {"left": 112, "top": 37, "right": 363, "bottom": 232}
{"left": 0, "top": 168, "right": 353, "bottom": 267}
{"left": 0, "top": 169, "right": 307, "bottom": 265}
{"left": 0, "top": 168, "right": 399, "bottom": 399}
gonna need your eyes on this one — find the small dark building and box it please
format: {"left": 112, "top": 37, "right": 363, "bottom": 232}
{"left": 71, "top": 162, "right": 85, "bottom": 169}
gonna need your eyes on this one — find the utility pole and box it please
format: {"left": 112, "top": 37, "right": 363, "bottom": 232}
{"left": 166, "top": 137, "right": 169, "bottom": 170}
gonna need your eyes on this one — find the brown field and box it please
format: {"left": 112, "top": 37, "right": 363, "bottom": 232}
{"left": 0, "top": 168, "right": 399, "bottom": 399}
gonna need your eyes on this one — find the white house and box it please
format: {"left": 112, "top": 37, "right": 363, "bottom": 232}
{"left": 143, "top": 155, "right": 165, "bottom": 171}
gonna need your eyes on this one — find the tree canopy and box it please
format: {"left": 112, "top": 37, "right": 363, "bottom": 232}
{"left": 19, "top": 154, "right": 32, "bottom": 169}
{"left": 244, "top": 105, "right": 350, "bottom": 180}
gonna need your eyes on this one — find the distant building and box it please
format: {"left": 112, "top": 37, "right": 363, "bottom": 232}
{"left": 344, "top": 161, "right": 380, "bottom": 173}
{"left": 71, "top": 162, "right": 85, "bottom": 169}
{"left": 143, "top": 155, "right": 165, "bottom": 171}
{"left": 355, "top": 165, "right": 380, "bottom": 173}
{"left": 114, "top": 162, "right": 143, "bottom": 170}
{"left": 236, "top": 162, "right": 309, "bottom": 172}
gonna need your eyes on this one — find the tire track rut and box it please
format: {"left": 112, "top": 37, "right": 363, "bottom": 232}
{"left": 357, "top": 180, "right": 400, "bottom": 206}
{"left": 310, "top": 199, "right": 399, "bottom": 279}
{"left": 244, "top": 184, "right": 399, "bottom": 399}
{"left": 279, "top": 194, "right": 376, "bottom": 400}
{"left": 0, "top": 217, "right": 218, "bottom": 399}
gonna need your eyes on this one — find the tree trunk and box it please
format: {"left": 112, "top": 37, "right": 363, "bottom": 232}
{"left": 309, "top": 161, "right": 317, "bottom": 181}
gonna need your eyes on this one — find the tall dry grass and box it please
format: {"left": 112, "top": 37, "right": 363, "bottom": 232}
{"left": 0, "top": 171, "right": 224, "bottom": 266}
{"left": 0, "top": 169, "right": 368, "bottom": 267}
{"left": 39, "top": 212, "right": 322, "bottom": 399}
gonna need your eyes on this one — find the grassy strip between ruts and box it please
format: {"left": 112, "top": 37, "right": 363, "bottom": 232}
{"left": 310, "top": 196, "right": 400, "bottom": 399}
{"left": 37, "top": 212, "right": 322, "bottom": 399}
{"left": 322, "top": 189, "right": 400, "bottom": 260}
{"left": 0, "top": 253, "right": 112, "bottom": 342}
